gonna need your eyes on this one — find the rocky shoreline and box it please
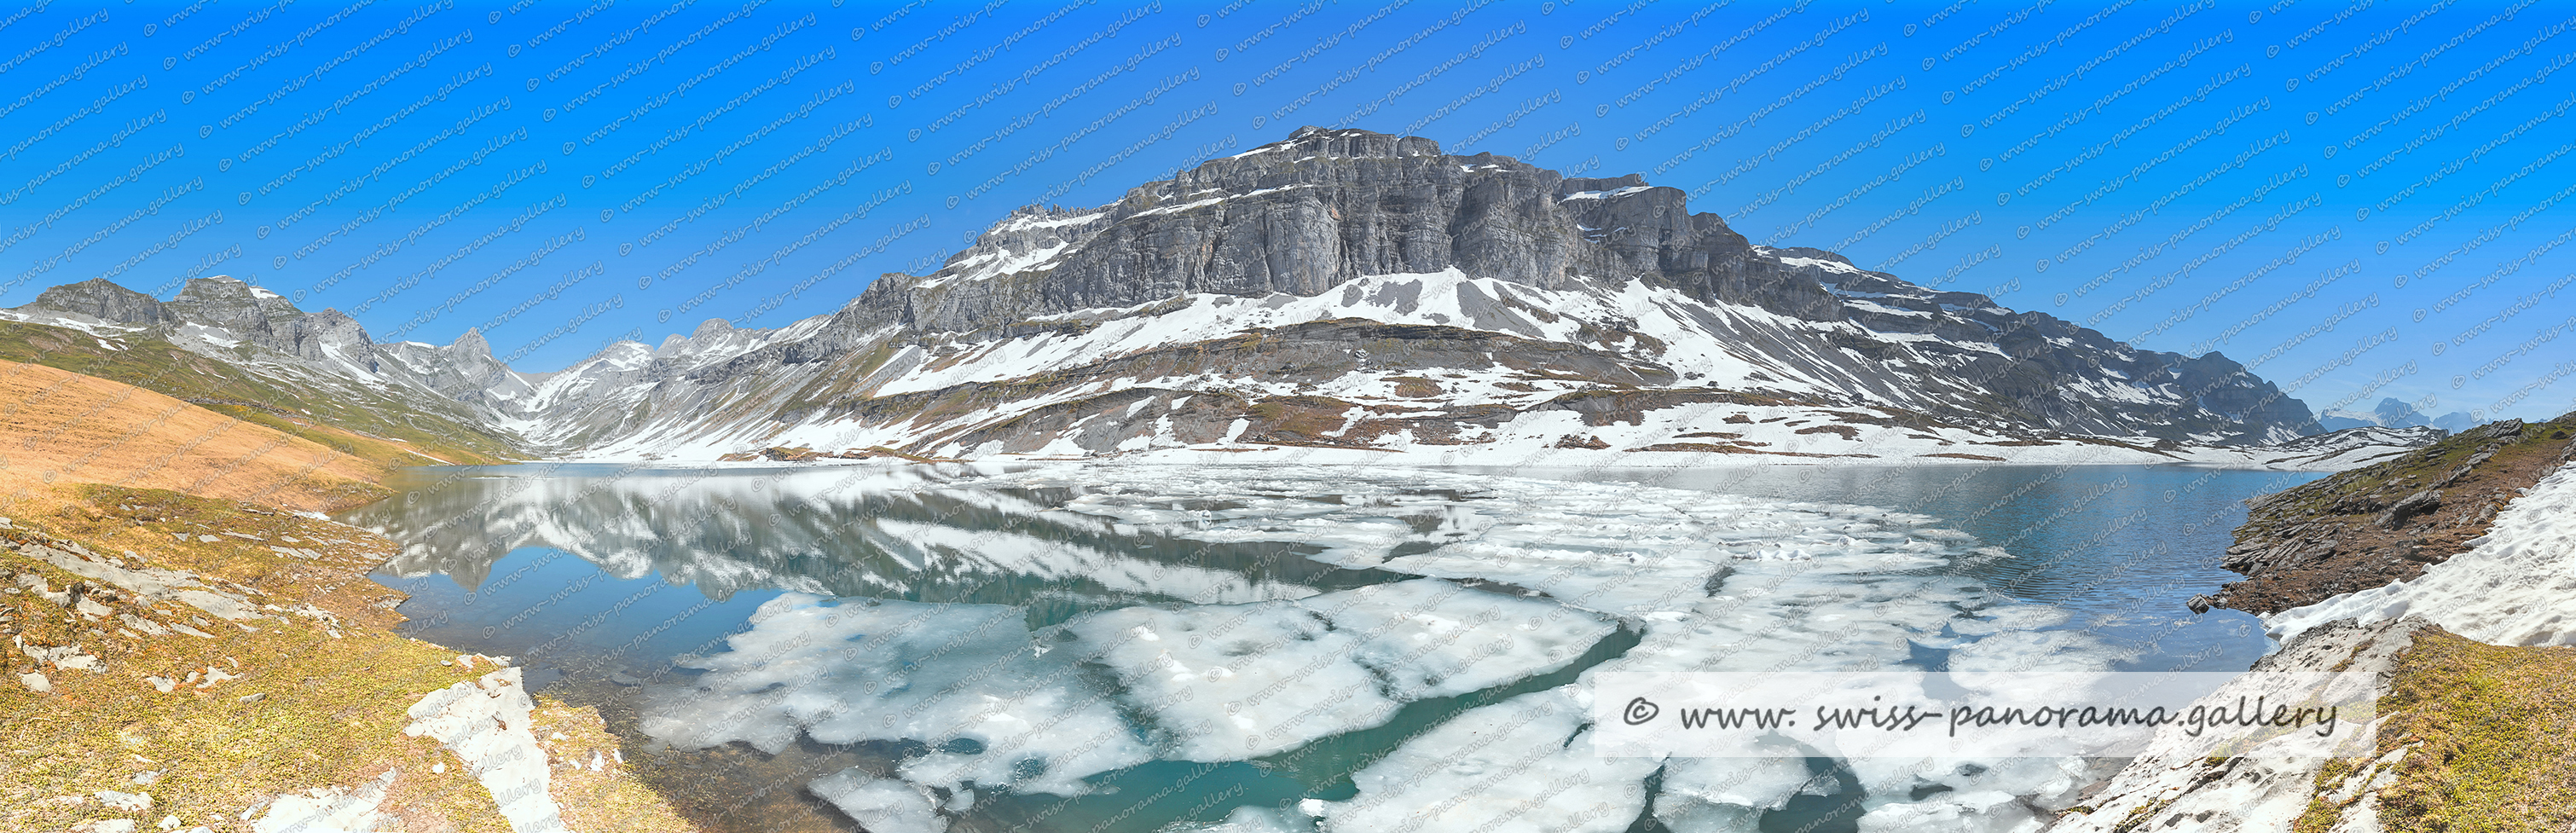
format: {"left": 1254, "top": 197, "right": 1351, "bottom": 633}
{"left": 1, "top": 484, "right": 692, "bottom": 833}
{"left": 2053, "top": 409, "right": 2576, "bottom": 830}
{"left": 2206, "top": 414, "right": 2576, "bottom": 615}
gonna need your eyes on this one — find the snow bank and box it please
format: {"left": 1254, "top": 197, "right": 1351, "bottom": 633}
{"left": 404, "top": 668, "right": 571, "bottom": 833}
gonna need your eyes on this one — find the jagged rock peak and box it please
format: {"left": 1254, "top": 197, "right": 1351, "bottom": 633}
{"left": 691, "top": 318, "right": 735, "bottom": 339}
{"left": 871, "top": 125, "right": 1838, "bottom": 335}
{"left": 449, "top": 327, "right": 492, "bottom": 356}
{"left": 1243, "top": 125, "right": 1447, "bottom": 159}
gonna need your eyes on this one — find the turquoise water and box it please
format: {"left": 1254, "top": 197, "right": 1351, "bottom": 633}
{"left": 349, "top": 461, "right": 2318, "bottom": 833}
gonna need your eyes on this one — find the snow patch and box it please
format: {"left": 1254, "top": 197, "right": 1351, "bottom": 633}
{"left": 403, "top": 668, "right": 572, "bottom": 833}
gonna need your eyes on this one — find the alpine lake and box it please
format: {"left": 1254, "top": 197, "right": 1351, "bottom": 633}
{"left": 343, "top": 460, "right": 2321, "bottom": 833}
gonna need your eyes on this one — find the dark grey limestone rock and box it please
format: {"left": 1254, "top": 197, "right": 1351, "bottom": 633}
{"left": 2376, "top": 489, "right": 2442, "bottom": 529}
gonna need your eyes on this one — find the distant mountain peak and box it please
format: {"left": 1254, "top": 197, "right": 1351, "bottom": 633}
{"left": 2372, "top": 396, "right": 2430, "bottom": 426}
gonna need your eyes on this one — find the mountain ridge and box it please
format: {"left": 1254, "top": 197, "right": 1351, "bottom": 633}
{"left": 9, "top": 127, "right": 2358, "bottom": 466}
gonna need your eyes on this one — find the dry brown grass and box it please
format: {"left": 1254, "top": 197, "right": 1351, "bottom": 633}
{"left": 0, "top": 359, "right": 386, "bottom": 512}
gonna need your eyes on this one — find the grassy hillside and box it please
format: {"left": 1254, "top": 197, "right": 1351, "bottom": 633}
{"left": 0, "top": 348, "right": 693, "bottom": 829}
{"left": 1, "top": 359, "right": 388, "bottom": 512}
{"left": 0, "top": 320, "right": 524, "bottom": 468}
{"left": 2221, "top": 414, "right": 2576, "bottom": 612}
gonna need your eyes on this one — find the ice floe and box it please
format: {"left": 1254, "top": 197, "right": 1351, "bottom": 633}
{"left": 808, "top": 770, "right": 948, "bottom": 833}
{"left": 639, "top": 595, "right": 1153, "bottom": 797}
{"left": 1321, "top": 686, "right": 1657, "bottom": 833}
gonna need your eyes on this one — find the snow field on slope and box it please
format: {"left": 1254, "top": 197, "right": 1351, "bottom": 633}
{"left": 874, "top": 269, "right": 1820, "bottom": 401}
{"left": 556, "top": 397, "right": 2417, "bottom": 471}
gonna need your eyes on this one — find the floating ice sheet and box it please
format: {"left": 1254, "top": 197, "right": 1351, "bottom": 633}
{"left": 809, "top": 769, "right": 947, "bottom": 833}
{"left": 1068, "top": 578, "right": 1617, "bottom": 761}
{"left": 1071, "top": 600, "right": 1402, "bottom": 761}
{"left": 640, "top": 594, "right": 1152, "bottom": 797}
{"left": 1319, "top": 685, "right": 1658, "bottom": 833}
{"left": 1653, "top": 756, "right": 1820, "bottom": 832}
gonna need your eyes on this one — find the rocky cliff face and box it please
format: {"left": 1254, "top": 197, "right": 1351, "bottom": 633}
{"left": 9, "top": 129, "right": 2329, "bottom": 460}
{"left": 24, "top": 275, "right": 385, "bottom": 366}
{"left": 854, "top": 127, "right": 1894, "bottom": 339}
{"left": 32, "top": 278, "right": 171, "bottom": 325}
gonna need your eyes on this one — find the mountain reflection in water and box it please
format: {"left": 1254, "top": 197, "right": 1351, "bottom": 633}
{"left": 356, "top": 462, "right": 1381, "bottom": 610}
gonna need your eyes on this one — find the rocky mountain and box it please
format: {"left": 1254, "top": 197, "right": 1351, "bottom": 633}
{"left": 482, "top": 127, "right": 2324, "bottom": 461}
{"left": 10, "top": 128, "right": 2340, "bottom": 463}
{"left": 2430, "top": 409, "right": 2483, "bottom": 432}
{"left": 2233, "top": 424, "right": 2446, "bottom": 470}
{"left": 2, "top": 275, "right": 525, "bottom": 464}
{"left": 2317, "top": 396, "right": 2483, "bottom": 433}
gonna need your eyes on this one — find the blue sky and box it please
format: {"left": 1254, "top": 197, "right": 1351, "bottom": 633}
{"left": 2, "top": 0, "right": 2570, "bottom": 422}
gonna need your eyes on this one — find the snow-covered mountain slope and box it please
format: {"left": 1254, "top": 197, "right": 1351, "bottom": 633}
{"left": 2222, "top": 425, "right": 2446, "bottom": 470}
{"left": 530, "top": 127, "right": 2321, "bottom": 462}
{"left": 12, "top": 128, "right": 2333, "bottom": 466}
